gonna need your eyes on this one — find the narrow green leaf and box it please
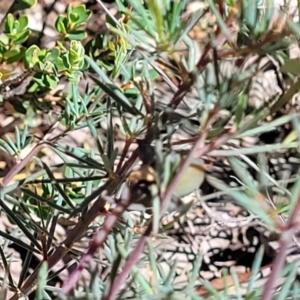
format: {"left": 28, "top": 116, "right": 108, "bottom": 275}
{"left": 20, "top": 125, "right": 28, "bottom": 148}
{"left": 15, "top": 126, "right": 20, "bottom": 150}
{"left": 21, "top": 188, "right": 71, "bottom": 214}
{"left": 209, "top": 142, "right": 298, "bottom": 156}
{"left": 35, "top": 262, "right": 48, "bottom": 300}
{"left": 238, "top": 113, "right": 297, "bottom": 138}
{"left": 0, "top": 197, "right": 42, "bottom": 250}
{"left": 206, "top": 175, "right": 275, "bottom": 228}
{"left": 228, "top": 157, "right": 257, "bottom": 193}
{"left": 42, "top": 162, "right": 75, "bottom": 209}
{"left": 18, "top": 242, "right": 34, "bottom": 287}
{"left": 247, "top": 247, "right": 264, "bottom": 293}
{"left": 85, "top": 56, "right": 143, "bottom": 116}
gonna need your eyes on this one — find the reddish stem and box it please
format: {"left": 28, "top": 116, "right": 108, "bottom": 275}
{"left": 261, "top": 194, "right": 300, "bottom": 300}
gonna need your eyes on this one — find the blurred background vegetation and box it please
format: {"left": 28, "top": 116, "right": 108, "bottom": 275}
{"left": 0, "top": 0, "right": 300, "bottom": 299}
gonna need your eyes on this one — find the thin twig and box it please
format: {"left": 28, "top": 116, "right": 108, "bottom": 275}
{"left": 104, "top": 221, "right": 152, "bottom": 300}
{"left": 261, "top": 194, "right": 300, "bottom": 300}
{"left": 61, "top": 188, "right": 131, "bottom": 294}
